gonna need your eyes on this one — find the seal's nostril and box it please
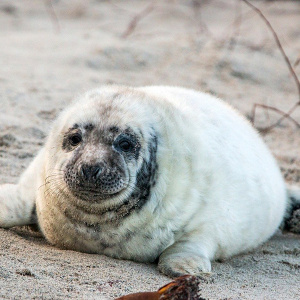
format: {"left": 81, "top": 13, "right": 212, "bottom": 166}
{"left": 80, "top": 164, "right": 102, "bottom": 181}
{"left": 92, "top": 166, "right": 102, "bottom": 179}
{"left": 80, "top": 165, "right": 88, "bottom": 180}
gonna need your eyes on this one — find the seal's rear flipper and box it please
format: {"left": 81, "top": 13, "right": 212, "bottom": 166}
{"left": 283, "top": 186, "right": 300, "bottom": 234}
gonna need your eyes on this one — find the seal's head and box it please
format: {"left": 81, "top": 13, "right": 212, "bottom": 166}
{"left": 45, "top": 87, "right": 159, "bottom": 209}
{"left": 62, "top": 124, "right": 139, "bottom": 201}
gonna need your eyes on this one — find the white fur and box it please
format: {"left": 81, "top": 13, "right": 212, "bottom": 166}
{"left": 0, "top": 86, "right": 289, "bottom": 276}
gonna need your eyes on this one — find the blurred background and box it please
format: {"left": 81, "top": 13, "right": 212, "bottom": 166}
{"left": 0, "top": 0, "right": 300, "bottom": 181}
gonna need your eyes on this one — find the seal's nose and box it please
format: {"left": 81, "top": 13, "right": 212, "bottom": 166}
{"left": 80, "top": 164, "right": 102, "bottom": 181}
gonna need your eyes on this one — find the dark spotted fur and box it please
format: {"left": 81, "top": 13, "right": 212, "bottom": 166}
{"left": 121, "top": 133, "right": 158, "bottom": 217}
{"left": 283, "top": 197, "right": 300, "bottom": 233}
{"left": 62, "top": 124, "right": 80, "bottom": 152}
{"left": 61, "top": 123, "right": 158, "bottom": 225}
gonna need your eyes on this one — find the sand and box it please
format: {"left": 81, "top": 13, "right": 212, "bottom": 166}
{"left": 0, "top": 0, "right": 299, "bottom": 299}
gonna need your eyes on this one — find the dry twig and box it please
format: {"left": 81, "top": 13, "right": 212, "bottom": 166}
{"left": 44, "top": 0, "right": 60, "bottom": 33}
{"left": 121, "top": 2, "right": 156, "bottom": 38}
{"left": 251, "top": 103, "right": 300, "bottom": 133}
{"left": 241, "top": 0, "right": 300, "bottom": 131}
{"left": 192, "top": 0, "right": 213, "bottom": 37}
{"left": 228, "top": 0, "right": 242, "bottom": 51}
{"left": 294, "top": 55, "right": 300, "bottom": 68}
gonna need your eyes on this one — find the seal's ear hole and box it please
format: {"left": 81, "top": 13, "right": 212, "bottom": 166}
{"left": 69, "top": 133, "right": 82, "bottom": 147}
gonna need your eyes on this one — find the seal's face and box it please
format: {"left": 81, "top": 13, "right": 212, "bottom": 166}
{"left": 46, "top": 88, "right": 159, "bottom": 211}
{"left": 62, "top": 124, "right": 140, "bottom": 201}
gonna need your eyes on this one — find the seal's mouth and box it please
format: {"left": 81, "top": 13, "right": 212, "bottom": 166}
{"left": 69, "top": 184, "right": 129, "bottom": 202}
{"left": 64, "top": 164, "right": 130, "bottom": 202}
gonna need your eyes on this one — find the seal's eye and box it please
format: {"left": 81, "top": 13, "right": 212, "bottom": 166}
{"left": 118, "top": 139, "right": 133, "bottom": 152}
{"left": 69, "top": 133, "right": 82, "bottom": 147}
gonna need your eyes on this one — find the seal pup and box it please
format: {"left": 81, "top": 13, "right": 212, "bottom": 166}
{"left": 0, "top": 86, "right": 299, "bottom": 277}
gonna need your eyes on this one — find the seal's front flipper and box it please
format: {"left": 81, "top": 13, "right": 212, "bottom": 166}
{"left": 0, "top": 184, "right": 36, "bottom": 228}
{"left": 0, "top": 149, "right": 45, "bottom": 228}
{"left": 158, "top": 251, "right": 211, "bottom": 278}
{"left": 158, "top": 239, "right": 214, "bottom": 277}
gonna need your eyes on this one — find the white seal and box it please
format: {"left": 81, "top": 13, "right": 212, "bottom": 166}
{"left": 0, "top": 86, "right": 299, "bottom": 277}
